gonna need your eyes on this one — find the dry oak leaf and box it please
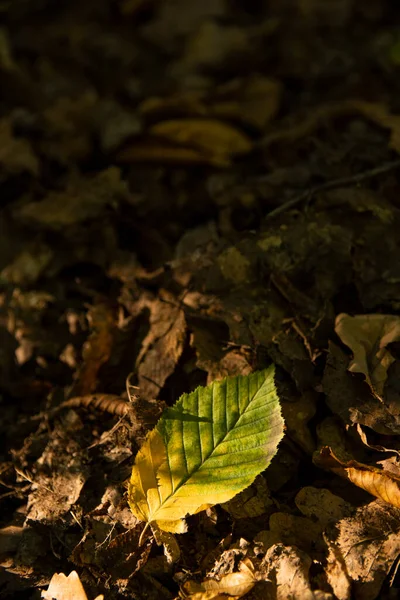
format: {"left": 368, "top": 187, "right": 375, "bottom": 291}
{"left": 41, "top": 571, "right": 103, "bottom": 600}
{"left": 180, "top": 558, "right": 256, "bottom": 600}
{"left": 314, "top": 446, "right": 400, "bottom": 509}
{"left": 335, "top": 313, "right": 400, "bottom": 400}
{"left": 128, "top": 367, "right": 284, "bottom": 534}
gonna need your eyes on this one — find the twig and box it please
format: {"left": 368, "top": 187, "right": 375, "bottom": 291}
{"left": 265, "top": 158, "right": 400, "bottom": 220}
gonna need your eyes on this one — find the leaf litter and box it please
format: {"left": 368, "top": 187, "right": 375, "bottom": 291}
{"left": 2, "top": 1, "right": 400, "bottom": 599}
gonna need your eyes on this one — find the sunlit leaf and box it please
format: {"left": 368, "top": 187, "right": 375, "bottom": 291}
{"left": 314, "top": 446, "right": 400, "bottom": 509}
{"left": 128, "top": 366, "right": 284, "bottom": 533}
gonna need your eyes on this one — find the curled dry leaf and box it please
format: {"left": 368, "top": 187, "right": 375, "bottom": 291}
{"left": 335, "top": 313, "right": 400, "bottom": 400}
{"left": 314, "top": 446, "right": 400, "bottom": 509}
{"left": 180, "top": 558, "right": 256, "bottom": 600}
{"left": 41, "top": 571, "right": 104, "bottom": 600}
{"left": 128, "top": 367, "right": 284, "bottom": 534}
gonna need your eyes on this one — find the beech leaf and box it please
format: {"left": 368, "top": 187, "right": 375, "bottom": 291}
{"left": 128, "top": 366, "right": 284, "bottom": 534}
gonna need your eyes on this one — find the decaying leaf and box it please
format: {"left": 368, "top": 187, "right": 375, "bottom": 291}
{"left": 41, "top": 570, "right": 104, "bottom": 600}
{"left": 323, "top": 342, "right": 400, "bottom": 435}
{"left": 180, "top": 558, "right": 256, "bottom": 600}
{"left": 335, "top": 313, "right": 400, "bottom": 400}
{"left": 136, "top": 292, "right": 187, "bottom": 400}
{"left": 128, "top": 366, "right": 284, "bottom": 533}
{"left": 315, "top": 446, "right": 400, "bottom": 509}
{"left": 71, "top": 303, "right": 116, "bottom": 396}
{"left": 263, "top": 544, "right": 332, "bottom": 600}
{"left": 325, "top": 500, "right": 400, "bottom": 600}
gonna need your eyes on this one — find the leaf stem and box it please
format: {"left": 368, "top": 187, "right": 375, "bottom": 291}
{"left": 138, "top": 522, "right": 150, "bottom": 547}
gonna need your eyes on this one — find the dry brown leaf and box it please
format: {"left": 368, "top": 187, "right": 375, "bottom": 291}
{"left": 315, "top": 446, "right": 400, "bottom": 509}
{"left": 263, "top": 544, "right": 332, "bottom": 600}
{"left": 323, "top": 342, "right": 400, "bottom": 435}
{"left": 136, "top": 291, "right": 186, "bottom": 399}
{"left": 325, "top": 500, "right": 400, "bottom": 600}
{"left": 221, "top": 476, "right": 274, "bottom": 520}
{"left": 41, "top": 570, "right": 103, "bottom": 600}
{"left": 281, "top": 391, "right": 317, "bottom": 455}
{"left": 72, "top": 303, "right": 116, "bottom": 396}
{"left": 295, "top": 486, "right": 353, "bottom": 528}
{"left": 335, "top": 313, "right": 400, "bottom": 400}
{"left": 181, "top": 558, "right": 256, "bottom": 600}
{"left": 324, "top": 541, "right": 352, "bottom": 600}
{"left": 150, "top": 119, "right": 252, "bottom": 164}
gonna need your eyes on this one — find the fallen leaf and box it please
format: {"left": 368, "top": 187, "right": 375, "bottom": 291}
{"left": 41, "top": 570, "right": 104, "bottom": 600}
{"left": 71, "top": 303, "right": 116, "bottom": 397}
{"left": 149, "top": 119, "right": 252, "bottom": 165}
{"left": 335, "top": 313, "right": 400, "bottom": 400}
{"left": 221, "top": 475, "right": 274, "bottom": 519}
{"left": 325, "top": 500, "right": 400, "bottom": 600}
{"left": 262, "top": 544, "right": 332, "bottom": 600}
{"left": 323, "top": 341, "right": 400, "bottom": 434}
{"left": 295, "top": 486, "right": 353, "bottom": 527}
{"left": 314, "top": 446, "right": 400, "bottom": 509}
{"left": 128, "top": 367, "right": 284, "bottom": 533}
{"left": 136, "top": 292, "right": 187, "bottom": 400}
{"left": 181, "top": 558, "right": 256, "bottom": 600}
{"left": 281, "top": 391, "right": 317, "bottom": 454}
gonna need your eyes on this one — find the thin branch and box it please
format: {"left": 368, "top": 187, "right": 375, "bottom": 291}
{"left": 265, "top": 158, "right": 400, "bottom": 220}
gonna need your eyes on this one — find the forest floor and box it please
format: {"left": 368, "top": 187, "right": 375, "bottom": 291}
{"left": 2, "top": 1, "right": 400, "bottom": 599}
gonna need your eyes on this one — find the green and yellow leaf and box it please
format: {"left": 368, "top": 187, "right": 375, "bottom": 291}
{"left": 128, "top": 366, "right": 284, "bottom": 533}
